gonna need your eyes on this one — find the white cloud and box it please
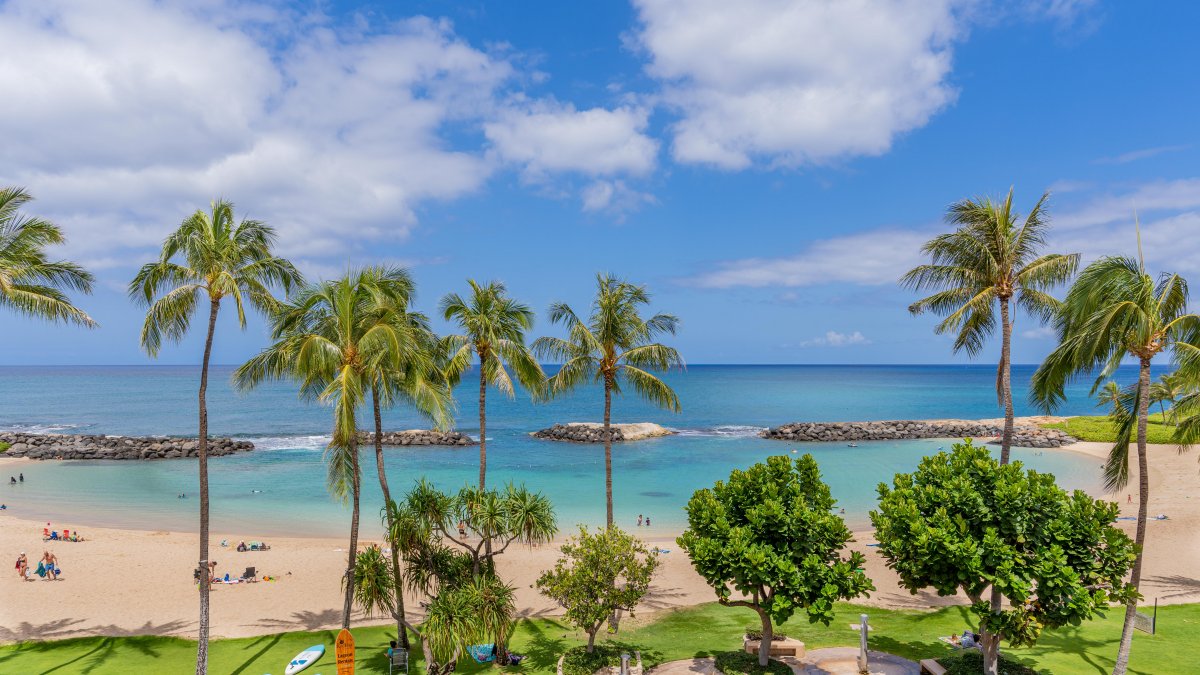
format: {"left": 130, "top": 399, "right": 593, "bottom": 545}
{"left": 1021, "top": 326, "right": 1056, "bottom": 340}
{"left": 580, "top": 180, "right": 657, "bottom": 215}
{"left": 1093, "top": 145, "right": 1190, "bottom": 165}
{"left": 1053, "top": 178, "right": 1200, "bottom": 230}
{"left": 800, "top": 331, "right": 871, "bottom": 347}
{"left": 485, "top": 102, "right": 658, "bottom": 179}
{"left": 687, "top": 228, "right": 929, "bottom": 288}
{"left": 631, "top": 0, "right": 962, "bottom": 169}
{"left": 0, "top": 1, "right": 513, "bottom": 261}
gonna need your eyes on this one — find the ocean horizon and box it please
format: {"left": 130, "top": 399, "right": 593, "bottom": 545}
{"left": 1, "top": 363, "right": 1144, "bottom": 538}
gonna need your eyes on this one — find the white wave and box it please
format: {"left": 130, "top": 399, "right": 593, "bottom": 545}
{"left": 0, "top": 422, "right": 86, "bottom": 434}
{"left": 246, "top": 434, "right": 331, "bottom": 451}
{"left": 670, "top": 425, "right": 766, "bottom": 438}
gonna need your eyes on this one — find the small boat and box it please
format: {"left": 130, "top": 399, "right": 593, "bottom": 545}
{"left": 846, "top": 443, "right": 859, "bottom": 448}
{"left": 285, "top": 644, "right": 325, "bottom": 675}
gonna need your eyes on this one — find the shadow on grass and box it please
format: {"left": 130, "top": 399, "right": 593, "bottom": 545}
{"left": 228, "top": 631, "right": 283, "bottom": 675}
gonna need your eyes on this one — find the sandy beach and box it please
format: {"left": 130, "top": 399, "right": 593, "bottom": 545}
{"left": 3, "top": 439, "right": 1199, "bottom": 643}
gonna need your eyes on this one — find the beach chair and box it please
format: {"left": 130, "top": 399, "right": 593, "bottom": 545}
{"left": 388, "top": 647, "right": 408, "bottom": 675}
{"left": 241, "top": 566, "right": 257, "bottom": 582}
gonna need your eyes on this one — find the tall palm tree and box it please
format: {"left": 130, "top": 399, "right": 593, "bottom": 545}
{"left": 1150, "top": 372, "right": 1187, "bottom": 425}
{"left": 440, "top": 280, "right": 544, "bottom": 490}
{"left": 1032, "top": 254, "right": 1200, "bottom": 675}
{"left": 902, "top": 189, "right": 1078, "bottom": 464}
{"left": 533, "top": 274, "right": 683, "bottom": 527}
{"left": 1097, "top": 381, "right": 1129, "bottom": 418}
{"left": 235, "top": 266, "right": 410, "bottom": 630}
{"left": 368, "top": 293, "right": 454, "bottom": 648}
{"left": 0, "top": 187, "right": 95, "bottom": 326}
{"left": 130, "top": 199, "right": 300, "bottom": 675}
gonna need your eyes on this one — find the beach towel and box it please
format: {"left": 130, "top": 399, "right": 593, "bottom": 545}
{"left": 467, "top": 644, "right": 496, "bottom": 664}
{"left": 36, "top": 562, "right": 47, "bottom": 578}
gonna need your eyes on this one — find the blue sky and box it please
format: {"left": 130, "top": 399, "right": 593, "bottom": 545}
{"left": 2, "top": 0, "right": 1198, "bottom": 365}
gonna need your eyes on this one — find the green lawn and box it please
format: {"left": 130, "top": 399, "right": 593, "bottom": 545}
{"left": 1, "top": 601, "right": 1194, "bottom": 674}
{"left": 1041, "top": 414, "right": 1178, "bottom": 444}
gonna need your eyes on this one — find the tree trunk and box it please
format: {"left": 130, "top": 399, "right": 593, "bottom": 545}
{"left": 478, "top": 362, "right": 487, "bottom": 490}
{"left": 604, "top": 375, "right": 614, "bottom": 528}
{"left": 756, "top": 610, "right": 773, "bottom": 668}
{"left": 1112, "top": 359, "right": 1154, "bottom": 675}
{"left": 342, "top": 439, "right": 361, "bottom": 630}
{"left": 373, "top": 385, "right": 408, "bottom": 649}
{"left": 998, "top": 297, "right": 1014, "bottom": 465}
{"left": 980, "top": 587, "right": 1003, "bottom": 675}
{"left": 587, "top": 629, "right": 598, "bottom": 653}
{"left": 195, "top": 298, "right": 219, "bottom": 675}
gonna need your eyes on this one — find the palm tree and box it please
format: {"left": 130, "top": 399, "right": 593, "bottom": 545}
{"left": 902, "top": 189, "right": 1078, "bottom": 464}
{"left": 130, "top": 199, "right": 300, "bottom": 674}
{"left": 368, "top": 291, "right": 454, "bottom": 649}
{"left": 440, "top": 280, "right": 544, "bottom": 490}
{"left": 235, "top": 267, "right": 412, "bottom": 630}
{"left": 1149, "top": 372, "right": 1187, "bottom": 425}
{"left": 533, "top": 274, "right": 683, "bottom": 527}
{"left": 0, "top": 187, "right": 95, "bottom": 326}
{"left": 1097, "top": 381, "right": 1129, "bottom": 418}
{"left": 1032, "top": 254, "right": 1200, "bottom": 675}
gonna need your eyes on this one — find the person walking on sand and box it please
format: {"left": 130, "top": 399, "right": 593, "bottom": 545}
{"left": 15, "top": 552, "right": 27, "bottom": 579}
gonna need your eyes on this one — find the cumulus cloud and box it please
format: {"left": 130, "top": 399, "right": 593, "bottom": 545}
{"left": 800, "top": 331, "right": 871, "bottom": 347}
{"left": 631, "top": 0, "right": 962, "bottom": 169}
{"left": 686, "top": 228, "right": 929, "bottom": 288}
{"left": 485, "top": 103, "right": 658, "bottom": 179}
{"left": 0, "top": 1, "right": 517, "bottom": 260}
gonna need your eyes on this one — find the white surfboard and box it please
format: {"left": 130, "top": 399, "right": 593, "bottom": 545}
{"left": 285, "top": 644, "right": 325, "bottom": 675}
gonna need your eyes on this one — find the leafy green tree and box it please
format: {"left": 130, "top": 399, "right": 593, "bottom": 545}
{"left": 131, "top": 199, "right": 300, "bottom": 674}
{"left": 364, "top": 276, "right": 454, "bottom": 648}
{"left": 1031, "top": 253, "right": 1200, "bottom": 674}
{"left": 534, "top": 274, "right": 683, "bottom": 527}
{"left": 537, "top": 526, "right": 660, "bottom": 652}
{"left": 872, "top": 440, "right": 1139, "bottom": 675}
{"left": 0, "top": 186, "right": 95, "bottom": 327}
{"left": 1097, "top": 381, "right": 1128, "bottom": 418}
{"left": 441, "top": 280, "right": 544, "bottom": 490}
{"left": 902, "top": 189, "right": 1077, "bottom": 464}
{"left": 235, "top": 266, "right": 412, "bottom": 630}
{"left": 678, "top": 455, "right": 873, "bottom": 667}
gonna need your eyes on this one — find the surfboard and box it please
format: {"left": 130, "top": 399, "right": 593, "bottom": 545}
{"left": 285, "top": 644, "right": 325, "bottom": 675}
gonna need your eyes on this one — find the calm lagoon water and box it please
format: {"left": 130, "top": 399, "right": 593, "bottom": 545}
{"left": 0, "top": 364, "right": 1133, "bottom": 537}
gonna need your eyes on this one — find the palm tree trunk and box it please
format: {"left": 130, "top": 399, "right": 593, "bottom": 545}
{"left": 604, "top": 375, "right": 614, "bottom": 528}
{"left": 998, "top": 297, "right": 1015, "bottom": 465}
{"left": 373, "top": 385, "right": 408, "bottom": 649}
{"left": 1112, "top": 359, "right": 1153, "bottom": 675}
{"left": 342, "top": 440, "right": 362, "bottom": 630}
{"left": 195, "top": 298, "right": 219, "bottom": 675}
{"left": 478, "top": 363, "right": 487, "bottom": 490}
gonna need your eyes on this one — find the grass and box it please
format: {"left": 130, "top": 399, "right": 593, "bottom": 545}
{"left": 0, "top": 441, "right": 10, "bottom": 452}
{"left": 1, "top": 601, "right": 1194, "bottom": 674}
{"left": 1041, "top": 414, "right": 1179, "bottom": 444}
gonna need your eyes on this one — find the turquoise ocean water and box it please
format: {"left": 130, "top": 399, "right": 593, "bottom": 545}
{"left": 0, "top": 364, "right": 1137, "bottom": 538}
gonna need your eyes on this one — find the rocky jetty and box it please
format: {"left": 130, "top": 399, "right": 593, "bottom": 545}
{"left": 356, "top": 430, "right": 476, "bottom": 446}
{"left": 0, "top": 432, "right": 254, "bottom": 460}
{"left": 760, "top": 420, "right": 1076, "bottom": 448}
{"left": 531, "top": 422, "right": 675, "bottom": 443}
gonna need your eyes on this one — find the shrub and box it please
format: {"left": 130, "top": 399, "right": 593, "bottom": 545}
{"left": 0, "top": 442, "right": 9, "bottom": 453}
{"left": 560, "top": 645, "right": 658, "bottom": 675}
{"left": 713, "top": 650, "right": 792, "bottom": 675}
{"left": 743, "top": 627, "right": 788, "bottom": 641}
{"left": 940, "top": 651, "right": 1040, "bottom": 675}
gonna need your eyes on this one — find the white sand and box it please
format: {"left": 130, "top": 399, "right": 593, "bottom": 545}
{"left": 2, "top": 439, "right": 1197, "bottom": 642}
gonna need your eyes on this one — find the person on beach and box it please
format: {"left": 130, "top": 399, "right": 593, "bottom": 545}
{"left": 637, "top": 514, "right": 643, "bottom": 527}
{"left": 208, "top": 561, "right": 218, "bottom": 582}
{"left": 18, "top": 473, "right": 23, "bottom": 483}
{"left": 645, "top": 517, "right": 651, "bottom": 527}
{"left": 8, "top": 477, "right": 14, "bottom": 484}
{"left": 457, "top": 521, "right": 467, "bottom": 538}
{"left": 15, "top": 552, "right": 27, "bottom": 579}
{"left": 42, "top": 551, "right": 58, "bottom": 580}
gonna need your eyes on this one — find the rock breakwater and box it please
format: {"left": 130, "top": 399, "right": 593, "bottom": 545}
{"left": 356, "top": 430, "right": 476, "bottom": 446}
{"left": 532, "top": 422, "right": 675, "bottom": 443}
{"left": 0, "top": 432, "right": 254, "bottom": 460}
{"left": 760, "top": 420, "right": 1076, "bottom": 448}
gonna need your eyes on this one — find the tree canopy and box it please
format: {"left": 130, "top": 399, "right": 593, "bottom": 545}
{"left": 537, "top": 526, "right": 660, "bottom": 652}
{"left": 871, "top": 440, "right": 1138, "bottom": 675}
{"left": 678, "top": 454, "right": 872, "bottom": 666}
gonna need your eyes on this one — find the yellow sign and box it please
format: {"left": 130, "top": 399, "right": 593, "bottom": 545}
{"left": 336, "top": 628, "right": 356, "bottom": 675}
